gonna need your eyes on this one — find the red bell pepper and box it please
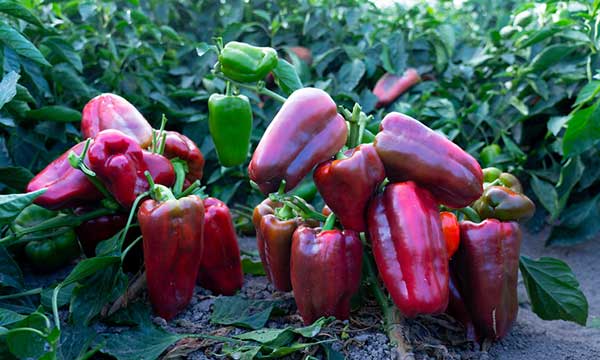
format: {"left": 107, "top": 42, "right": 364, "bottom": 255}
{"left": 367, "top": 181, "right": 449, "bottom": 317}
{"left": 81, "top": 93, "right": 154, "bottom": 147}
{"left": 290, "top": 223, "right": 362, "bottom": 324}
{"left": 197, "top": 197, "right": 243, "bottom": 296}
{"left": 373, "top": 68, "right": 421, "bottom": 108}
{"left": 374, "top": 112, "right": 483, "bottom": 208}
{"left": 157, "top": 130, "right": 204, "bottom": 186}
{"left": 440, "top": 211, "right": 460, "bottom": 259}
{"left": 453, "top": 219, "right": 521, "bottom": 341}
{"left": 447, "top": 269, "right": 478, "bottom": 341}
{"left": 141, "top": 151, "right": 176, "bottom": 188}
{"left": 138, "top": 190, "right": 204, "bottom": 320}
{"left": 249, "top": 87, "right": 348, "bottom": 194}
{"left": 26, "top": 142, "right": 102, "bottom": 210}
{"left": 313, "top": 144, "right": 385, "bottom": 232}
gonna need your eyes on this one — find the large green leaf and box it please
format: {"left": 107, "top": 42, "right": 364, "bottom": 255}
{"left": 211, "top": 296, "right": 278, "bottom": 330}
{"left": 0, "top": 71, "right": 19, "bottom": 110}
{"left": 0, "top": 22, "right": 50, "bottom": 66}
{"left": 562, "top": 102, "right": 600, "bottom": 157}
{"left": 272, "top": 58, "right": 302, "bottom": 96}
{"left": 520, "top": 256, "right": 588, "bottom": 326}
{"left": 0, "top": 0, "right": 44, "bottom": 27}
{"left": 0, "top": 189, "right": 46, "bottom": 226}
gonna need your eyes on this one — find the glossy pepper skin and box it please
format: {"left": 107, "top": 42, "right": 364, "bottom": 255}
{"left": 374, "top": 112, "right": 483, "bottom": 208}
{"left": 447, "top": 269, "right": 478, "bottom": 341}
{"left": 483, "top": 167, "right": 523, "bottom": 193}
{"left": 139, "top": 195, "right": 205, "bottom": 320}
{"left": 26, "top": 142, "right": 102, "bottom": 210}
{"left": 454, "top": 219, "right": 521, "bottom": 341}
{"left": 197, "top": 198, "right": 243, "bottom": 295}
{"left": 473, "top": 186, "right": 535, "bottom": 221}
{"left": 290, "top": 226, "right": 362, "bottom": 325}
{"left": 208, "top": 94, "right": 253, "bottom": 167}
{"left": 252, "top": 199, "right": 317, "bottom": 291}
{"left": 367, "top": 182, "right": 449, "bottom": 317}
{"left": 81, "top": 93, "right": 153, "bottom": 147}
{"left": 141, "top": 151, "right": 176, "bottom": 188}
{"left": 249, "top": 88, "right": 348, "bottom": 194}
{"left": 219, "top": 41, "right": 278, "bottom": 83}
{"left": 373, "top": 68, "right": 421, "bottom": 108}
{"left": 441, "top": 211, "right": 460, "bottom": 259}
{"left": 15, "top": 205, "right": 80, "bottom": 272}
{"left": 156, "top": 131, "right": 204, "bottom": 185}
{"left": 313, "top": 144, "right": 385, "bottom": 232}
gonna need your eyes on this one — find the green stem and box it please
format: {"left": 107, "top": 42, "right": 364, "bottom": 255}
{"left": 179, "top": 180, "right": 202, "bottom": 198}
{"left": 3, "top": 327, "right": 48, "bottom": 338}
{"left": 322, "top": 213, "right": 336, "bottom": 231}
{"left": 121, "top": 236, "right": 142, "bottom": 262}
{"left": 172, "top": 161, "right": 187, "bottom": 196}
{"left": 0, "top": 287, "right": 42, "bottom": 300}
{"left": 119, "top": 191, "right": 150, "bottom": 246}
{"left": 215, "top": 74, "right": 286, "bottom": 103}
{"left": 458, "top": 207, "right": 482, "bottom": 223}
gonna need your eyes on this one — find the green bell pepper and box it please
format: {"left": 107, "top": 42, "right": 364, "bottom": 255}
{"left": 482, "top": 167, "right": 523, "bottom": 193}
{"left": 479, "top": 144, "right": 501, "bottom": 167}
{"left": 14, "top": 205, "right": 80, "bottom": 272}
{"left": 208, "top": 93, "right": 253, "bottom": 167}
{"left": 218, "top": 41, "right": 278, "bottom": 83}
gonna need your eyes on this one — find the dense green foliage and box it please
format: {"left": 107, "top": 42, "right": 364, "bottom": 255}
{"left": 0, "top": 1, "right": 599, "bottom": 243}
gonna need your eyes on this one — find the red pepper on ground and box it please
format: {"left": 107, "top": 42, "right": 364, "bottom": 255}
{"left": 26, "top": 142, "right": 102, "bottom": 210}
{"left": 314, "top": 144, "right": 385, "bottom": 232}
{"left": 290, "top": 218, "right": 362, "bottom": 324}
{"left": 197, "top": 197, "right": 243, "bottom": 296}
{"left": 373, "top": 68, "right": 421, "bottom": 108}
{"left": 453, "top": 219, "right": 521, "bottom": 341}
{"left": 249, "top": 87, "right": 348, "bottom": 194}
{"left": 440, "top": 211, "right": 460, "bottom": 259}
{"left": 374, "top": 112, "right": 483, "bottom": 208}
{"left": 81, "top": 93, "right": 154, "bottom": 147}
{"left": 139, "top": 188, "right": 204, "bottom": 320}
{"left": 367, "top": 182, "right": 449, "bottom": 317}
{"left": 156, "top": 130, "right": 204, "bottom": 186}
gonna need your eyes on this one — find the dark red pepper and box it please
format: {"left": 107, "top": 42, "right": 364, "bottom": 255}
{"left": 26, "top": 142, "right": 102, "bottom": 210}
{"left": 197, "top": 197, "right": 244, "bottom": 296}
{"left": 142, "top": 151, "right": 176, "bottom": 188}
{"left": 453, "top": 219, "right": 521, "bottom": 341}
{"left": 374, "top": 112, "right": 483, "bottom": 208}
{"left": 373, "top": 68, "right": 421, "bottom": 108}
{"left": 249, "top": 87, "right": 348, "bottom": 194}
{"left": 290, "top": 225, "right": 362, "bottom": 324}
{"left": 447, "top": 269, "right": 478, "bottom": 341}
{"left": 156, "top": 130, "right": 204, "bottom": 186}
{"left": 367, "top": 182, "right": 449, "bottom": 317}
{"left": 313, "top": 144, "right": 385, "bottom": 232}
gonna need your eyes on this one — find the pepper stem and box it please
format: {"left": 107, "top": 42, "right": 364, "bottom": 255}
{"left": 68, "top": 139, "right": 115, "bottom": 202}
{"left": 214, "top": 73, "right": 287, "bottom": 103}
{"left": 458, "top": 206, "right": 482, "bottom": 223}
{"left": 171, "top": 159, "right": 188, "bottom": 196}
{"left": 322, "top": 213, "right": 336, "bottom": 231}
{"left": 179, "top": 180, "right": 202, "bottom": 198}
{"left": 342, "top": 103, "right": 369, "bottom": 148}
{"left": 145, "top": 171, "right": 176, "bottom": 202}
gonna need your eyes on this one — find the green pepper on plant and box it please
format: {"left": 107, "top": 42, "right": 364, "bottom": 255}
{"left": 218, "top": 41, "right": 278, "bottom": 83}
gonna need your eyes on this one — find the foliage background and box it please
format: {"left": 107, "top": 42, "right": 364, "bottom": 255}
{"left": 0, "top": 0, "right": 599, "bottom": 246}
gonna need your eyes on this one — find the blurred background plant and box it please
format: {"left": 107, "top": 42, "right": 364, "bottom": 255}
{"left": 1, "top": 0, "right": 598, "bottom": 246}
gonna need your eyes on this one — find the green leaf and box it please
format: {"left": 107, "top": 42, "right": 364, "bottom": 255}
{"left": 0, "top": 189, "right": 46, "bottom": 226}
{"left": 272, "top": 59, "right": 302, "bottom": 96}
{"left": 6, "top": 310, "right": 52, "bottom": 359}
{"left": 0, "top": 0, "right": 44, "bottom": 27}
{"left": 0, "top": 308, "right": 26, "bottom": 326}
{"left": 0, "top": 166, "right": 33, "bottom": 191}
{"left": 555, "top": 157, "right": 584, "bottom": 215}
{"left": 0, "top": 22, "right": 50, "bottom": 67}
{"left": 100, "top": 321, "right": 185, "bottom": 360}
{"left": 42, "top": 37, "right": 83, "bottom": 72}
{"left": 530, "top": 175, "right": 559, "bottom": 218}
{"left": 562, "top": 102, "right": 600, "bottom": 156}
{"left": 26, "top": 106, "right": 82, "bottom": 123}
{"left": 235, "top": 328, "right": 293, "bottom": 345}
{"left": 241, "top": 257, "right": 265, "bottom": 275}
{"left": 574, "top": 81, "right": 600, "bottom": 107}
{"left": 56, "top": 323, "right": 97, "bottom": 360}
{"left": 0, "top": 71, "right": 19, "bottom": 111}
{"left": 528, "top": 44, "right": 576, "bottom": 72}
{"left": 41, "top": 283, "right": 76, "bottom": 310}
{"left": 61, "top": 256, "right": 120, "bottom": 286}
{"left": 293, "top": 317, "right": 330, "bottom": 337}
{"left": 211, "top": 296, "right": 278, "bottom": 330}
{"left": 337, "top": 58, "right": 365, "bottom": 92}
{"left": 519, "top": 256, "right": 588, "bottom": 326}
{"left": 547, "top": 195, "right": 600, "bottom": 246}
{"left": 0, "top": 245, "right": 23, "bottom": 290}
{"left": 509, "top": 96, "right": 529, "bottom": 116}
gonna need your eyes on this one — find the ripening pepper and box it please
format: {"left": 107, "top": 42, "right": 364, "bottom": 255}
{"left": 290, "top": 224, "right": 362, "bottom": 324}
{"left": 373, "top": 68, "right": 421, "bottom": 108}
{"left": 453, "top": 219, "right": 521, "bottom": 341}
{"left": 138, "top": 188, "right": 205, "bottom": 320}
{"left": 249, "top": 88, "right": 348, "bottom": 194}
{"left": 218, "top": 41, "right": 278, "bottom": 83}
{"left": 252, "top": 199, "right": 318, "bottom": 291}
{"left": 482, "top": 167, "right": 523, "bottom": 193}
{"left": 374, "top": 112, "right": 483, "bottom": 208}
{"left": 26, "top": 142, "right": 102, "bottom": 210}
{"left": 208, "top": 94, "right": 253, "bottom": 167}
{"left": 156, "top": 131, "right": 204, "bottom": 185}
{"left": 81, "top": 93, "right": 153, "bottom": 147}
{"left": 197, "top": 197, "right": 244, "bottom": 296}
{"left": 313, "top": 144, "right": 385, "bottom": 232}
{"left": 367, "top": 182, "right": 449, "bottom": 317}
{"left": 14, "top": 205, "right": 80, "bottom": 272}
{"left": 473, "top": 186, "right": 535, "bottom": 221}
{"left": 441, "top": 211, "right": 460, "bottom": 259}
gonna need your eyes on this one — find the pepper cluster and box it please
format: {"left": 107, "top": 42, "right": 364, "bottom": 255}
{"left": 249, "top": 86, "right": 535, "bottom": 343}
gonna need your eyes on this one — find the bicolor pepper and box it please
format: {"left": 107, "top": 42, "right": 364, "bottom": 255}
{"left": 252, "top": 198, "right": 318, "bottom": 291}
{"left": 156, "top": 131, "right": 204, "bottom": 185}
{"left": 453, "top": 219, "right": 521, "bottom": 341}
{"left": 218, "top": 41, "right": 278, "bottom": 83}
{"left": 482, "top": 167, "right": 523, "bottom": 193}
{"left": 373, "top": 68, "right": 421, "bottom": 108}
{"left": 26, "top": 142, "right": 103, "bottom": 210}
{"left": 197, "top": 197, "right": 244, "bottom": 296}
{"left": 249, "top": 87, "right": 348, "bottom": 194}
{"left": 290, "top": 221, "right": 362, "bottom": 325}
{"left": 81, "top": 93, "right": 154, "bottom": 147}
{"left": 440, "top": 211, "right": 460, "bottom": 259}
{"left": 374, "top": 112, "right": 483, "bottom": 208}
{"left": 473, "top": 186, "right": 535, "bottom": 221}
{"left": 313, "top": 144, "right": 385, "bottom": 232}
{"left": 138, "top": 187, "right": 205, "bottom": 320}
{"left": 14, "top": 205, "right": 80, "bottom": 272}
{"left": 208, "top": 93, "right": 253, "bottom": 167}
{"left": 367, "top": 182, "right": 449, "bottom": 317}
